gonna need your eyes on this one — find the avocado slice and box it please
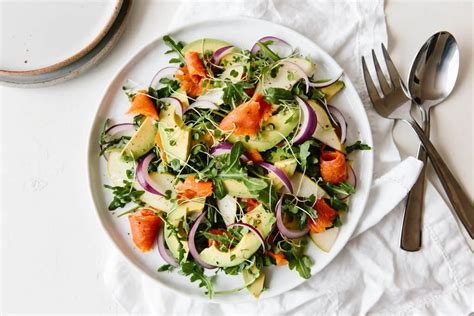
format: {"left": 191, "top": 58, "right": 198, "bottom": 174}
{"left": 256, "top": 57, "right": 315, "bottom": 93}
{"left": 199, "top": 205, "right": 275, "bottom": 267}
{"left": 107, "top": 150, "right": 134, "bottom": 186}
{"left": 227, "top": 107, "right": 299, "bottom": 152}
{"left": 222, "top": 179, "right": 253, "bottom": 198}
{"left": 268, "top": 158, "right": 297, "bottom": 190}
{"left": 158, "top": 103, "right": 191, "bottom": 164}
{"left": 320, "top": 80, "right": 345, "bottom": 101}
{"left": 308, "top": 100, "right": 344, "bottom": 152}
{"left": 182, "top": 38, "right": 233, "bottom": 55}
{"left": 243, "top": 264, "right": 265, "bottom": 299}
{"left": 121, "top": 117, "right": 157, "bottom": 160}
{"left": 310, "top": 227, "right": 339, "bottom": 252}
{"left": 164, "top": 199, "right": 206, "bottom": 261}
{"left": 135, "top": 172, "right": 176, "bottom": 211}
{"left": 171, "top": 88, "right": 189, "bottom": 109}
{"left": 288, "top": 172, "right": 328, "bottom": 199}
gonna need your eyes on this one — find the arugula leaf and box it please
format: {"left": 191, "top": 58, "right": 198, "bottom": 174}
{"left": 104, "top": 179, "right": 144, "bottom": 211}
{"left": 256, "top": 41, "right": 280, "bottom": 61}
{"left": 264, "top": 87, "right": 293, "bottom": 104}
{"left": 163, "top": 35, "right": 185, "bottom": 64}
{"left": 157, "top": 264, "right": 175, "bottom": 272}
{"left": 346, "top": 141, "right": 371, "bottom": 154}
{"left": 329, "top": 196, "right": 348, "bottom": 211}
{"left": 287, "top": 254, "right": 313, "bottom": 279}
{"left": 298, "top": 140, "right": 312, "bottom": 169}
{"left": 322, "top": 182, "right": 355, "bottom": 197}
{"left": 222, "top": 81, "right": 253, "bottom": 107}
{"left": 180, "top": 261, "right": 214, "bottom": 298}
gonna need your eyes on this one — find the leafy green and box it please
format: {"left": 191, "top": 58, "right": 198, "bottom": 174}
{"left": 157, "top": 264, "right": 175, "bottom": 272}
{"left": 256, "top": 41, "right": 280, "bottom": 61}
{"left": 264, "top": 87, "right": 293, "bottom": 104}
{"left": 287, "top": 254, "right": 313, "bottom": 279}
{"left": 322, "top": 182, "right": 355, "bottom": 197}
{"left": 222, "top": 81, "right": 253, "bottom": 107}
{"left": 346, "top": 141, "right": 371, "bottom": 154}
{"left": 104, "top": 180, "right": 144, "bottom": 211}
{"left": 163, "top": 35, "right": 185, "bottom": 64}
{"left": 180, "top": 261, "right": 214, "bottom": 298}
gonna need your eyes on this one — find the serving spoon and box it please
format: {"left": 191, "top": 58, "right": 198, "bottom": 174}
{"left": 400, "top": 31, "right": 460, "bottom": 251}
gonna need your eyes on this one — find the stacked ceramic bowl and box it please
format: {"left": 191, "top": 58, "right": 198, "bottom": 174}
{"left": 0, "top": 0, "right": 132, "bottom": 87}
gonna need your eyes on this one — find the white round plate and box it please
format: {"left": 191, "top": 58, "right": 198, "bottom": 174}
{"left": 87, "top": 17, "right": 373, "bottom": 303}
{"left": 0, "top": 0, "right": 122, "bottom": 74}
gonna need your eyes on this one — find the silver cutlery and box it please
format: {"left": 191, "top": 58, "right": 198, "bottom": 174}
{"left": 401, "top": 32, "right": 460, "bottom": 251}
{"left": 361, "top": 44, "right": 474, "bottom": 239}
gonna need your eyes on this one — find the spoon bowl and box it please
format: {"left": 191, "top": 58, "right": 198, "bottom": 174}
{"left": 408, "top": 31, "right": 460, "bottom": 108}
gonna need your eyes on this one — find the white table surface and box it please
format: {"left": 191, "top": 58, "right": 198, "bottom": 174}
{"left": 1, "top": 0, "right": 472, "bottom": 313}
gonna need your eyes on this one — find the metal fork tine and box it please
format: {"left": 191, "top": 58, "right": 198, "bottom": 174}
{"left": 362, "top": 56, "right": 381, "bottom": 104}
{"left": 371, "top": 49, "right": 391, "bottom": 95}
{"left": 381, "top": 43, "right": 402, "bottom": 88}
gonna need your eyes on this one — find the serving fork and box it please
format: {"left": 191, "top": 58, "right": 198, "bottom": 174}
{"left": 361, "top": 44, "right": 474, "bottom": 239}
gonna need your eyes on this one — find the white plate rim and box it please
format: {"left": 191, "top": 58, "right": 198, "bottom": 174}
{"left": 87, "top": 16, "right": 374, "bottom": 303}
{"left": 0, "top": 0, "right": 123, "bottom": 76}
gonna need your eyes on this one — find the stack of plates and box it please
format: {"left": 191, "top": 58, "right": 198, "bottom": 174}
{"left": 0, "top": 0, "right": 132, "bottom": 87}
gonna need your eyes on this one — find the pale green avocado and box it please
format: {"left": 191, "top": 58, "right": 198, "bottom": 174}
{"left": 220, "top": 64, "right": 245, "bottom": 83}
{"left": 222, "top": 179, "right": 253, "bottom": 198}
{"left": 288, "top": 172, "right": 328, "bottom": 199}
{"left": 308, "top": 100, "right": 344, "bottom": 152}
{"left": 164, "top": 223, "right": 189, "bottom": 261}
{"left": 196, "top": 88, "right": 224, "bottom": 106}
{"left": 199, "top": 205, "right": 275, "bottom": 267}
{"left": 171, "top": 88, "right": 189, "bottom": 109}
{"left": 256, "top": 57, "right": 315, "bottom": 93}
{"left": 107, "top": 150, "right": 134, "bottom": 186}
{"left": 243, "top": 264, "right": 265, "bottom": 298}
{"left": 158, "top": 102, "right": 191, "bottom": 164}
{"left": 163, "top": 198, "right": 206, "bottom": 261}
{"left": 227, "top": 107, "right": 299, "bottom": 152}
{"left": 135, "top": 172, "right": 176, "bottom": 211}
{"left": 268, "top": 158, "right": 297, "bottom": 190}
{"left": 182, "top": 38, "right": 232, "bottom": 55}
{"left": 182, "top": 38, "right": 240, "bottom": 65}
{"left": 320, "top": 80, "right": 345, "bottom": 101}
{"left": 121, "top": 117, "right": 157, "bottom": 160}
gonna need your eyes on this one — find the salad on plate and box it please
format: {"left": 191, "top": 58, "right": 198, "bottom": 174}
{"left": 99, "top": 35, "right": 370, "bottom": 299}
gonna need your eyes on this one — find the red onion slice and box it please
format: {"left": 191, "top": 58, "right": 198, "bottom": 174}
{"left": 279, "top": 61, "right": 309, "bottom": 93}
{"left": 256, "top": 162, "right": 293, "bottom": 194}
{"left": 136, "top": 153, "right": 164, "bottom": 196}
{"left": 160, "top": 97, "right": 183, "bottom": 118}
{"left": 309, "top": 71, "right": 343, "bottom": 88}
{"left": 328, "top": 105, "right": 347, "bottom": 144}
{"left": 211, "top": 45, "right": 235, "bottom": 64}
{"left": 101, "top": 123, "right": 136, "bottom": 161}
{"left": 150, "top": 66, "right": 179, "bottom": 90}
{"left": 227, "top": 222, "right": 266, "bottom": 252}
{"left": 188, "top": 212, "right": 216, "bottom": 269}
{"left": 210, "top": 142, "right": 250, "bottom": 162}
{"left": 251, "top": 36, "right": 290, "bottom": 55}
{"left": 157, "top": 226, "right": 178, "bottom": 266}
{"left": 292, "top": 96, "right": 317, "bottom": 145}
{"left": 185, "top": 100, "right": 218, "bottom": 113}
{"left": 276, "top": 194, "right": 309, "bottom": 239}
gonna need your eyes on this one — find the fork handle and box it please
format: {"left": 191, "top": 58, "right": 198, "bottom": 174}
{"left": 400, "top": 106, "right": 430, "bottom": 251}
{"left": 405, "top": 119, "right": 474, "bottom": 239}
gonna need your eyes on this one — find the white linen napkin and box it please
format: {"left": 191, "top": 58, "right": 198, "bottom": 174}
{"left": 103, "top": 0, "right": 474, "bottom": 314}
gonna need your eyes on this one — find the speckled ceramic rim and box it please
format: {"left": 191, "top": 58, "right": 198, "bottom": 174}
{"left": 0, "top": 0, "right": 123, "bottom": 77}
{"left": 0, "top": 0, "right": 132, "bottom": 87}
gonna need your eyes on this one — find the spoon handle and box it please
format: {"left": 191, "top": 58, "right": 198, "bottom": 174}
{"left": 400, "top": 106, "right": 429, "bottom": 251}
{"left": 404, "top": 119, "right": 474, "bottom": 239}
